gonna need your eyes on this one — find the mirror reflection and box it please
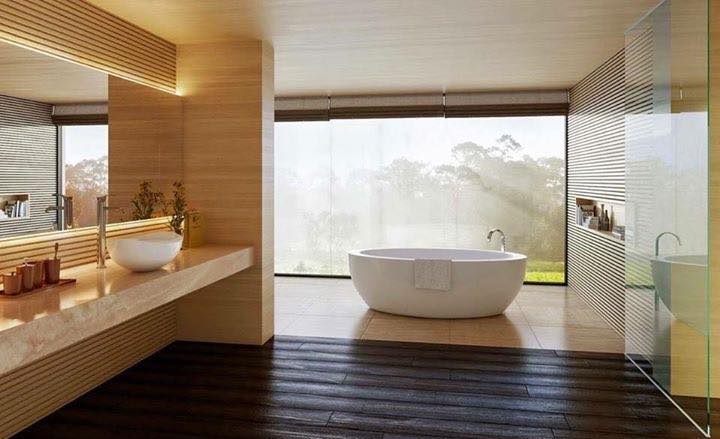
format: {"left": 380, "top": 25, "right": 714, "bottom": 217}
{"left": 0, "top": 39, "right": 108, "bottom": 237}
{"left": 0, "top": 39, "right": 184, "bottom": 241}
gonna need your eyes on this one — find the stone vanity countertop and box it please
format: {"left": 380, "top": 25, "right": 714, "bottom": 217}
{"left": 0, "top": 245, "right": 253, "bottom": 375}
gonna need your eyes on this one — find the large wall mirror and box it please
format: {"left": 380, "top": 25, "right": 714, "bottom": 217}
{"left": 0, "top": 39, "right": 182, "bottom": 240}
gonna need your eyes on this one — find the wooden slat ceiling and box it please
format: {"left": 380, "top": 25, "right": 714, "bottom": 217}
{"left": 0, "top": 0, "right": 176, "bottom": 93}
{"left": 0, "top": 40, "right": 107, "bottom": 104}
{"left": 87, "top": 0, "right": 658, "bottom": 96}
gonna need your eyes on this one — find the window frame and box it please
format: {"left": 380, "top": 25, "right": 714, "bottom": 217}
{"left": 273, "top": 107, "right": 569, "bottom": 286}
{"left": 55, "top": 123, "right": 109, "bottom": 230}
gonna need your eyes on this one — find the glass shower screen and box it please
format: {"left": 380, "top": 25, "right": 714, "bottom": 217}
{"left": 624, "top": 0, "right": 710, "bottom": 435}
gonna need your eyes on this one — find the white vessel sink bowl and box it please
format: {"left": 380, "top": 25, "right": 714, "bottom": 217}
{"left": 108, "top": 231, "right": 183, "bottom": 272}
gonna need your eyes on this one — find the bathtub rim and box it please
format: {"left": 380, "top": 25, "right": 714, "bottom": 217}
{"left": 348, "top": 247, "right": 527, "bottom": 263}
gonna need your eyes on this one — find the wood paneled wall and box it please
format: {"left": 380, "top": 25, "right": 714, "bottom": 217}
{"left": 0, "top": 0, "right": 176, "bottom": 93}
{"left": 175, "top": 41, "right": 274, "bottom": 345}
{"left": 567, "top": 49, "right": 626, "bottom": 336}
{"left": 108, "top": 76, "right": 183, "bottom": 221}
{"left": 0, "top": 94, "right": 57, "bottom": 239}
{"left": 0, "top": 303, "right": 175, "bottom": 438}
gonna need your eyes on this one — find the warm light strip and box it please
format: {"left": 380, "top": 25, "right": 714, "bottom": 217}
{"left": 0, "top": 37, "right": 179, "bottom": 96}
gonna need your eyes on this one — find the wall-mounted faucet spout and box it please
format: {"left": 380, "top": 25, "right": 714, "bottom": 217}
{"left": 487, "top": 228, "right": 507, "bottom": 253}
{"left": 655, "top": 231, "right": 681, "bottom": 257}
{"left": 46, "top": 194, "right": 74, "bottom": 229}
{"left": 96, "top": 195, "right": 111, "bottom": 268}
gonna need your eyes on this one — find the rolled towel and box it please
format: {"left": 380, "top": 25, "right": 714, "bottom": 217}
{"left": 414, "top": 259, "right": 451, "bottom": 291}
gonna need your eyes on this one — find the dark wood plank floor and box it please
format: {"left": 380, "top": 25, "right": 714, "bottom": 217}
{"left": 16, "top": 336, "right": 711, "bottom": 439}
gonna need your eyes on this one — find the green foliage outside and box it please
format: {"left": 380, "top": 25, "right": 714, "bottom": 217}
{"left": 525, "top": 260, "right": 565, "bottom": 283}
{"left": 276, "top": 128, "right": 566, "bottom": 283}
{"left": 64, "top": 156, "right": 108, "bottom": 227}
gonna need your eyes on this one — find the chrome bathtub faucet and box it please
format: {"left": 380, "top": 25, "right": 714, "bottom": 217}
{"left": 655, "top": 231, "right": 681, "bottom": 257}
{"left": 487, "top": 228, "right": 506, "bottom": 252}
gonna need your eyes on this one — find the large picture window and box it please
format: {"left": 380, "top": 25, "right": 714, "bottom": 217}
{"left": 275, "top": 116, "right": 566, "bottom": 283}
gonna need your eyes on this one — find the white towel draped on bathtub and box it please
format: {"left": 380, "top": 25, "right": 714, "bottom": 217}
{"left": 414, "top": 259, "right": 451, "bottom": 291}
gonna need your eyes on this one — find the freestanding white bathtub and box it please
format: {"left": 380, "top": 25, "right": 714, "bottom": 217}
{"left": 348, "top": 248, "right": 527, "bottom": 318}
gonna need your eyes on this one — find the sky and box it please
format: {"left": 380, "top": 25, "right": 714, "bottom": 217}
{"left": 62, "top": 125, "right": 108, "bottom": 165}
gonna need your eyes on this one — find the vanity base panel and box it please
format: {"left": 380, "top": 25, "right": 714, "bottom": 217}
{"left": 0, "top": 303, "right": 176, "bottom": 438}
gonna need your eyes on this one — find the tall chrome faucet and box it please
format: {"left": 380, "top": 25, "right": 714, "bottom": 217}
{"left": 96, "top": 195, "right": 111, "bottom": 268}
{"left": 487, "top": 228, "right": 507, "bottom": 252}
{"left": 655, "top": 231, "right": 681, "bottom": 257}
{"left": 45, "top": 193, "right": 74, "bottom": 229}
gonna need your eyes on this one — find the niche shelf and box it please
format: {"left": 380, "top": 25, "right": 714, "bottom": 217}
{"left": 0, "top": 194, "right": 30, "bottom": 221}
{"left": 574, "top": 197, "right": 625, "bottom": 242}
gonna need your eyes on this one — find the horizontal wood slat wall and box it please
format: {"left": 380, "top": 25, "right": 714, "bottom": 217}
{"left": 0, "top": 0, "right": 176, "bottom": 93}
{"left": 567, "top": 48, "right": 626, "bottom": 336}
{"left": 0, "top": 217, "right": 170, "bottom": 278}
{"left": 0, "top": 303, "right": 176, "bottom": 438}
{"left": 0, "top": 94, "right": 57, "bottom": 239}
{"left": 623, "top": 27, "right": 656, "bottom": 357}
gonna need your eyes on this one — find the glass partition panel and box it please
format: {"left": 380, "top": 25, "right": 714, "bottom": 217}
{"left": 624, "top": 0, "right": 709, "bottom": 434}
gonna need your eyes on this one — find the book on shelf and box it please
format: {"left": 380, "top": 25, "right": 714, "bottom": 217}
{"left": 5, "top": 200, "right": 28, "bottom": 218}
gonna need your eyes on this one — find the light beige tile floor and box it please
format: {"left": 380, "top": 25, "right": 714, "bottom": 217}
{"left": 274, "top": 277, "right": 625, "bottom": 353}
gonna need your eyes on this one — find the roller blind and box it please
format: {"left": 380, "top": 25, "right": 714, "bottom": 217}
{"left": 275, "top": 91, "right": 568, "bottom": 121}
{"left": 52, "top": 104, "right": 108, "bottom": 125}
{"left": 444, "top": 91, "right": 569, "bottom": 117}
{"left": 275, "top": 97, "right": 329, "bottom": 121}
{"left": 329, "top": 94, "right": 444, "bottom": 119}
